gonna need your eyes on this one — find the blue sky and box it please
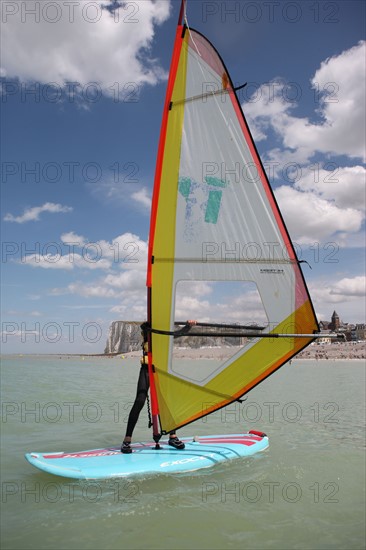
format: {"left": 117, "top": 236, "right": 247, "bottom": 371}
{"left": 1, "top": 0, "right": 365, "bottom": 353}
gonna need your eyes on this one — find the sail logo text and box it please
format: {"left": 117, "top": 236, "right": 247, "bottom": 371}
{"left": 179, "top": 176, "right": 228, "bottom": 228}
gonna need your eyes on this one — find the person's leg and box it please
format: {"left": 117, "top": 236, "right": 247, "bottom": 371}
{"left": 121, "top": 365, "right": 149, "bottom": 452}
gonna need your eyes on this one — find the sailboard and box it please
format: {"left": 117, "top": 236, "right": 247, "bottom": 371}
{"left": 26, "top": 0, "right": 318, "bottom": 479}
{"left": 25, "top": 433, "right": 268, "bottom": 479}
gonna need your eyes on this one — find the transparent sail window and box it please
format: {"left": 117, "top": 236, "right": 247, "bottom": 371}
{"left": 170, "top": 280, "right": 269, "bottom": 385}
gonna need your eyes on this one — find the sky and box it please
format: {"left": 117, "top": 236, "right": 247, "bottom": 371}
{"left": 1, "top": 0, "right": 365, "bottom": 354}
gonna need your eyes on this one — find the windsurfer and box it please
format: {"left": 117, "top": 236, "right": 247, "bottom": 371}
{"left": 121, "top": 321, "right": 196, "bottom": 454}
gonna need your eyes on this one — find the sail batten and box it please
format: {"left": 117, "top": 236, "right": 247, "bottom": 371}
{"left": 153, "top": 258, "right": 299, "bottom": 264}
{"left": 147, "top": 18, "right": 319, "bottom": 435}
{"left": 172, "top": 87, "right": 231, "bottom": 106}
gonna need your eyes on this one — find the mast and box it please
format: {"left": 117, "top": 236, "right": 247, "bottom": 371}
{"left": 177, "top": 0, "right": 186, "bottom": 26}
{"left": 147, "top": 1, "right": 187, "bottom": 443}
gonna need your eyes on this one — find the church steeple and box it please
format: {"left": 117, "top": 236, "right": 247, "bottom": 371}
{"left": 330, "top": 311, "right": 340, "bottom": 331}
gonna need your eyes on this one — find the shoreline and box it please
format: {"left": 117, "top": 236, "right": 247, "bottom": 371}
{"left": 116, "top": 341, "right": 366, "bottom": 361}
{"left": 2, "top": 342, "right": 365, "bottom": 361}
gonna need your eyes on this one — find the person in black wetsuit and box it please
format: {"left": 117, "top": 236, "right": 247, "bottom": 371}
{"left": 121, "top": 321, "right": 196, "bottom": 454}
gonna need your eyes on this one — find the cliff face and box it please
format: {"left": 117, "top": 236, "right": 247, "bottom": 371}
{"left": 104, "top": 321, "right": 142, "bottom": 354}
{"left": 174, "top": 334, "right": 244, "bottom": 348}
{"left": 104, "top": 321, "right": 245, "bottom": 354}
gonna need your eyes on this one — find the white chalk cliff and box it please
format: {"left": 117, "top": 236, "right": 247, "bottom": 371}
{"left": 104, "top": 321, "right": 142, "bottom": 354}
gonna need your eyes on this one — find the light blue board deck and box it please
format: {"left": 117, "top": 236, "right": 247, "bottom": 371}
{"left": 25, "top": 433, "right": 269, "bottom": 479}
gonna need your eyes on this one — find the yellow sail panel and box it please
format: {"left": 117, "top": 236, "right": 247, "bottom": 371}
{"left": 148, "top": 26, "right": 189, "bottom": 408}
{"left": 148, "top": 26, "right": 319, "bottom": 434}
{"left": 154, "top": 301, "right": 315, "bottom": 432}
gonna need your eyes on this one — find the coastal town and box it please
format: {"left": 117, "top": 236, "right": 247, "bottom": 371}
{"left": 317, "top": 311, "right": 366, "bottom": 342}
{"left": 105, "top": 311, "right": 366, "bottom": 361}
{"left": 295, "top": 310, "right": 366, "bottom": 360}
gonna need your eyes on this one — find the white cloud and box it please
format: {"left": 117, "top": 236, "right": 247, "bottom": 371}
{"left": 62, "top": 282, "right": 120, "bottom": 298}
{"left": 47, "top": 232, "right": 148, "bottom": 318}
{"left": 61, "top": 231, "right": 86, "bottom": 246}
{"left": 104, "top": 269, "right": 146, "bottom": 289}
{"left": 244, "top": 78, "right": 296, "bottom": 143}
{"left": 244, "top": 42, "right": 366, "bottom": 245}
{"left": 214, "top": 291, "right": 268, "bottom": 325}
{"left": 310, "top": 276, "right": 366, "bottom": 324}
{"left": 88, "top": 178, "right": 153, "bottom": 213}
{"left": 110, "top": 301, "right": 146, "bottom": 321}
{"left": 274, "top": 165, "right": 366, "bottom": 245}
{"left": 1, "top": 0, "right": 171, "bottom": 97}
{"left": 176, "top": 281, "right": 213, "bottom": 298}
{"left": 52, "top": 283, "right": 121, "bottom": 299}
{"left": 295, "top": 165, "right": 366, "bottom": 212}
{"left": 174, "top": 283, "right": 267, "bottom": 325}
{"left": 50, "top": 268, "right": 147, "bottom": 320}
{"left": 20, "top": 231, "right": 148, "bottom": 271}
{"left": 175, "top": 296, "right": 211, "bottom": 320}
{"left": 109, "top": 286, "right": 147, "bottom": 320}
{"left": 4, "top": 202, "right": 72, "bottom": 223}
{"left": 22, "top": 253, "right": 111, "bottom": 270}
{"left": 330, "top": 276, "right": 366, "bottom": 297}
{"left": 131, "top": 187, "right": 152, "bottom": 210}
{"left": 275, "top": 186, "right": 364, "bottom": 244}
{"left": 245, "top": 41, "right": 366, "bottom": 163}
{"left": 307, "top": 41, "right": 366, "bottom": 161}
{"left": 107, "top": 232, "right": 148, "bottom": 269}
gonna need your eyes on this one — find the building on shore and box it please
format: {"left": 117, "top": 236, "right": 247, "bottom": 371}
{"left": 329, "top": 310, "right": 340, "bottom": 331}
{"left": 319, "top": 312, "right": 365, "bottom": 342}
{"left": 355, "top": 324, "right": 366, "bottom": 341}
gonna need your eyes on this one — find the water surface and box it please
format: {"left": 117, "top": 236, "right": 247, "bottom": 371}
{"left": 1, "top": 355, "right": 365, "bottom": 549}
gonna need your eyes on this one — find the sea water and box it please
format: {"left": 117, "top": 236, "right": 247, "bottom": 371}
{"left": 1, "top": 355, "right": 365, "bottom": 550}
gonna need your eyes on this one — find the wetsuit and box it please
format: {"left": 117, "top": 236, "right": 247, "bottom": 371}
{"left": 125, "top": 362, "right": 149, "bottom": 438}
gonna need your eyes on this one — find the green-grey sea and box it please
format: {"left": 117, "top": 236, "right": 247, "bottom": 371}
{"left": 1, "top": 355, "right": 365, "bottom": 550}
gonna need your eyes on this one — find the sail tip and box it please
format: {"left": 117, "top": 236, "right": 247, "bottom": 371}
{"left": 178, "top": 0, "right": 186, "bottom": 26}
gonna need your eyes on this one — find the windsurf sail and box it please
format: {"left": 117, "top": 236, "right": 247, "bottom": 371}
{"left": 146, "top": 0, "right": 319, "bottom": 436}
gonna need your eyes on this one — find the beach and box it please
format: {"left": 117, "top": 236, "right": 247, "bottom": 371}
{"left": 296, "top": 341, "right": 365, "bottom": 360}
{"left": 121, "top": 341, "right": 366, "bottom": 361}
